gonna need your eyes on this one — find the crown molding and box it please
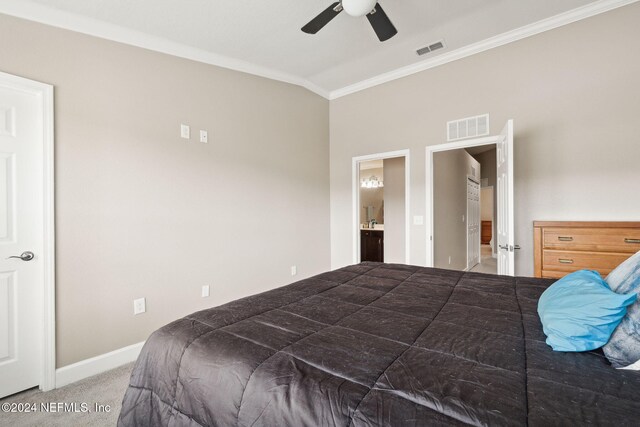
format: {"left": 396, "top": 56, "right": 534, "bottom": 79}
{"left": 0, "top": 0, "right": 330, "bottom": 99}
{"left": 328, "top": 0, "right": 640, "bottom": 99}
{"left": 1, "top": 0, "right": 636, "bottom": 102}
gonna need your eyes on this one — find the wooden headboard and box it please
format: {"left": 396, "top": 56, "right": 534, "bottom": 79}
{"left": 533, "top": 221, "right": 640, "bottom": 279}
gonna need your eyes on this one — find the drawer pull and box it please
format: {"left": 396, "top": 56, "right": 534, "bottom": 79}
{"left": 558, "top": 259, "right": 574, "bottom": 264}
{"left": 625, "top": 238, "right": 640, "bottom": 244}
{"left": 558, "top": 236, "right": 574, "bottom": 242}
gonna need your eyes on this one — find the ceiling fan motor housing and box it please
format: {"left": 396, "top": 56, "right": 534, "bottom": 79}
{"left": 342, "top": 0, "right": 378, "bottom": 17}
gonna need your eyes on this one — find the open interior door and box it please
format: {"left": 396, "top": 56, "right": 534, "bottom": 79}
{"left": 0, "top": 76, "right": 45, "bottom": 397}
{"left": 496, "top": 120, "right": 515, "bottom": 276}
{"left": 466, "top": 177, "right": 480, "bottom": 270}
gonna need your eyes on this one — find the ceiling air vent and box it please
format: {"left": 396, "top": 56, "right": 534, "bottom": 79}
{"left": 416, "top": 40, "right": 445, "bottom": 56}
{"left": 447, "top": 114, "right": 490, "bottom": 142}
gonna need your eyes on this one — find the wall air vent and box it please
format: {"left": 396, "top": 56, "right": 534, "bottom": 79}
{"left": 447, "top": 114, "right": 490, "bottom": 142}
{"left": 416, "top": 40, "right": 445, "bottom": 56}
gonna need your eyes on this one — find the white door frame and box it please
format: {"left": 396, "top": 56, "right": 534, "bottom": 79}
{"left": 0, "top": 71, "right": 55, "bottom": 391}
{"left": 352, "top": 149, "right": 410, "bottom": 264}
{"left": 425, "top": 136, "right": 498, "bottom": 268}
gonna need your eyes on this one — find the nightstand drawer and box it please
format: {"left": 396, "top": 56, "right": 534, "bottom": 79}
{"left": 543, "top": 227, "right": 640, "bottom": 253}
{"left": 542, "top": 250, "right": 631, "bottom": 275}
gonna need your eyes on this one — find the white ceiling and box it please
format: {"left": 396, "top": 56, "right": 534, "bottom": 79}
{"left": 466, "top": 145, "right": 496, "bottom": 156}
{"left": 1, "top": 0, "right": 634, "bottom": 98}
{"left": 360, "top": 160, "right": 384, "bottom": 170}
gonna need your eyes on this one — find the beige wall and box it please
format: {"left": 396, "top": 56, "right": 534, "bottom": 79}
{"left": 473, "top": 148, "right": 497, "bottom": 188}
{"left": 382, "top": 157, "right": 405, "bottom": 263}
{"left": 359, "top": 167, "right": 384, "bottom": 224}
{"left": 0, "top": 14, "right": 330, "bottom": 367}
{"left": 433, "top": 150, "right": 480, "bottom": 270}
{"left": 330, "top": 3, "right": 640, "bottom": 275}
{"left": 480, "top": 188, "right": 494, "bottom": 222}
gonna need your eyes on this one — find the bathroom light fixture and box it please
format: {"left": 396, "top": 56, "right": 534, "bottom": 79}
{"left": 361, "top": 175, "right": 383, "bottom": 189}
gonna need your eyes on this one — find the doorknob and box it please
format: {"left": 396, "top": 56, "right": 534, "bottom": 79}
{"left": 7, "top": 251, "right": 35, "bottom": 261}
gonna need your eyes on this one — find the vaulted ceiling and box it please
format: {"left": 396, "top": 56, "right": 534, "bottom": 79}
{"left": 1, "top": 0, "right": 632, "bottom": 98}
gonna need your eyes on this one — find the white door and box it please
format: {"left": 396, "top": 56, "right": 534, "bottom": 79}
{"left": 496, "top": 120, "right": 515, "bottom": 276}
{"left": 466, "top": 178, "right": 480, "bottom": 269}
{"left": 0, "top": 76, "right": 45, "bottom": 397}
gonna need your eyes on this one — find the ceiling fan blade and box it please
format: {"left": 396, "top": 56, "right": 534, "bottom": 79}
{"left": 302, "top": 2, "right": 343, "bottom": 34}
{"left": 366, "top": 3, "right": 397, "bottom": 42}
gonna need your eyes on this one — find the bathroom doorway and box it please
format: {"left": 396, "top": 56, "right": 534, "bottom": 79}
{"left": 352, "top": 150, "right": 410, "bottom": 265}
{"left": 359, "top": 159, "right": 385, "bottom": 262}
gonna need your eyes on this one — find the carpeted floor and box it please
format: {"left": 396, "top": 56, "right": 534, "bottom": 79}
{"left": 0, "top": 363, "right": 134, "bottom": 427}
{"left": 470, "top": 244, "right": 497, "bottom": 274}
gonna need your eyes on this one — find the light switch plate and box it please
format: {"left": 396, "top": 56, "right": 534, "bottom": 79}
{"left": 133, "top": 297, "right": 146, "bottom": 315}
{"left": 291, "top": 266, "right": 297, "bottom": 276}
{"left": 202, "top": 285, "right": 210, "bottom": 297}
{"left": 200, "top": 130, "right": 208, "bottom": 143}
{"left": 180, "top": 124, "right": 190, "bottom": 139}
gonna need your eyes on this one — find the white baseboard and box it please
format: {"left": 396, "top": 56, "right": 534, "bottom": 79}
{"left": 55, "top": 341, "right": 145, "bottom": 388}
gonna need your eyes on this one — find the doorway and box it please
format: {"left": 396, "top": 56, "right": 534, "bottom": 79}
{"left": 468, "top": 144, "right": 499, "bottom": 274}
{"left": 0, "top": 71, "right": 55, "bottom": 397}
{"left": 426, "top": 120, "right": 515, "bottom": 275}
{"left": 352, "top": 150, "right": 410, "bottom": 265}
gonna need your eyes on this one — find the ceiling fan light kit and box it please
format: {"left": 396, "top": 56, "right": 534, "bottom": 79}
{"left": 301, "top": 1, "right": 397, "bottom": 42}
{"left": 342, "top": 0, "right": 378, "bottom": 17}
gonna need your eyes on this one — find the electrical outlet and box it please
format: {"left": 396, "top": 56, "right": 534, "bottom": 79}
{"left": 202, "top": 285, "right": 210, "bottom": 298}
{"left": 200, "top": 130, "right": 208, "bottom": 143}
{"left": 291, "top": 265, "right": 297, "bottom": 276}
{"left": 448, "top": 256, "right": 452, "bottom": 265}
{"left": 180, "top": 124, "right": 190, "bottom": 139}
{"left": 133, "top": 297, "right": 146, "bottom": 315}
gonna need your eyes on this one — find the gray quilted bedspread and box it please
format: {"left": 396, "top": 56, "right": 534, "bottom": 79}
{"left": 118, "top": 262, "right": 640, "bottom": 426}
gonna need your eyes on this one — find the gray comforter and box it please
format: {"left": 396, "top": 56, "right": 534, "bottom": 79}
{"left": 118, "top": 262, "right": 640, "bottom": 426}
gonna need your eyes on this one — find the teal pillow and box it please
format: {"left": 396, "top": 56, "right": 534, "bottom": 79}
{"left": 538, "top": 270, "right": 637, "bottom": 352}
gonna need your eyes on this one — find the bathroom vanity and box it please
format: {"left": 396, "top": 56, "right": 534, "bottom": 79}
{"left": 361, "top": 227, "right": 384, "bottom": 262}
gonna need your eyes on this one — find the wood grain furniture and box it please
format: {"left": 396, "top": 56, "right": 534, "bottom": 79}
{"left": 361, "top": 229, "right": 384, "bottom": 262}
{"left": 481, "top": 221, "right": 492, "bottom": 244}
{"left": 533, "top": 221, "right": 640, "bottom": 279}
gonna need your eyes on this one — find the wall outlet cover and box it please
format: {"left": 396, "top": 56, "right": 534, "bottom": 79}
{"left": 202, "top": 285, "right": 210, "bottom": 297}
{"left": 200, "top": 130, "right": 208, "bottom": 143}
{"left": 291, "top": 266, "right": 297, "bottom": 276}
{"left": 133, "top": 297, "right": 146, "bottom": 315}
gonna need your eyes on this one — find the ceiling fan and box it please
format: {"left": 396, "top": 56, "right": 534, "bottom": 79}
{"left": 302, "top": 0, "right": 397, "bottom": 42}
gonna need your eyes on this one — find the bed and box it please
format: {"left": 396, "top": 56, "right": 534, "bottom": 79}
{"left": 118, "top": 262, "right": 640, "bottom": 426}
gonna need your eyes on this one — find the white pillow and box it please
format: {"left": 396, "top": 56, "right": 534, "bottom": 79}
{"left": 620, "top": 358, "right": 640, "bottom": 371}
{"left": 603, "top": 250, "right": 640, "bottom": 369}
